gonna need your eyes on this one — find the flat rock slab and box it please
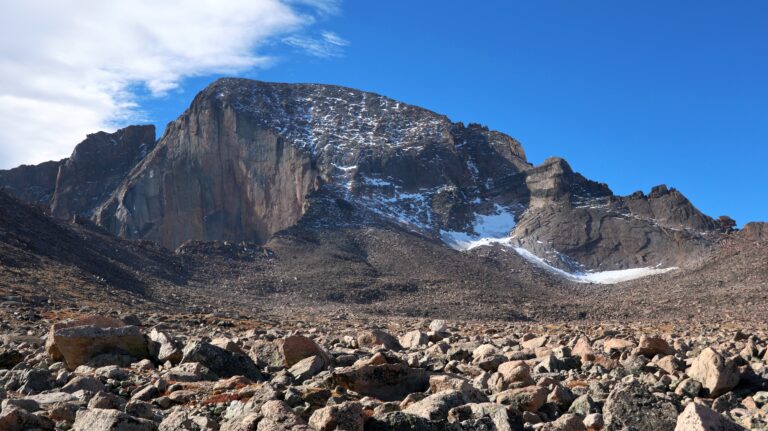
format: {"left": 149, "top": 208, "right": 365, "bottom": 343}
{"left": 53, "top": 325, "right": 148, "bottom": 369}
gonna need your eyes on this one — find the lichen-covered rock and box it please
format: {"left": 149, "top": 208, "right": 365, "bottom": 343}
{"left": 72, "top": 408, "right": 157, "bottom": 431}
{"left": 332, "top": 363, "right": 429, "bottom": 401}
{"left": 404, "top": 390, "right": 468, "bottom": 421}
{"left": 493, "top": 386, "right": 547, "bottom": 413}
{"left": 0, "top": 405, "right": 55, "bottom": 431}
{"left": 603, "top": 380, "right": 677, "bottom": 431}
{"left": 180, "top": 341, "right": 262, "bottom": 380}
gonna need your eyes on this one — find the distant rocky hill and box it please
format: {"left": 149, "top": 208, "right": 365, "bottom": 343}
{"left": 0, "top": 78, "right": 755, "bottom": 284}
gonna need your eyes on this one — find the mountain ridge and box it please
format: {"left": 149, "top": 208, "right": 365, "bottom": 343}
{"left": 0, "top": 78, "right": 752, "bottom": 278}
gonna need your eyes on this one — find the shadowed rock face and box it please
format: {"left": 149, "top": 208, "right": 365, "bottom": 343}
{"left": 0, "top": 160, "right": 62, "bottom": 207}
{"left": 0, "top": 78, "right": 733, "bottom": 270}
{"left": 51, "top": 126, "right": 156, "bottom": 220}
{"left": 0, "top": 126, "right": 155, "bottom": 219}
{"left": 513, "top": 159, "right": 717, "bottom": 270}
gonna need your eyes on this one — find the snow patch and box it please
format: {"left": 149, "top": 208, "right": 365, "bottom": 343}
{"left": 512, "top": 247, "right": 677, "bottom": 284}
{"left": 441, "top": 204, "right": 517, "bottom": 250}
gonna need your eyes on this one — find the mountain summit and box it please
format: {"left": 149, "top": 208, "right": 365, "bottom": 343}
{"left": 0, "top": 79, "right": 738, "bottom": 280}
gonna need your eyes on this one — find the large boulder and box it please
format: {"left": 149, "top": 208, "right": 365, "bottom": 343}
{"left": 429, "top": 374, "right": 488, "bottom": 403}
{"left": 281, "top": 335, "right": 329, "bottom": 368}
{"left": 0, "top": 405, "right": 55, "bottom": 431}
{"left": 494, "top": 386, "right": 547, "bottom": 413}
{"left": 674, "top": 402, "right": 745, "bottom": 431}
{"left": 357, "top": 329, "right": 402, "bottom": 351}
{"left": 250, "top": 340, "right": 284, "bottom": 368}
{"left": 148, "top": 328, "right": 182, "bottom": 364}
{"left": 404, "top": 390, "right": 468, "bottom": 421}
{"left": 364, "top": 411, "right": 452, "bottom": 431}
{"left": 400, "top": 330, "right": 429, "bottom": 349}
{"left": 309, "top": 401, "right": 364, "bottom": 431}
{"left": 635, "top": 335, "right": 674, "bottom": 357}
{"left": 603, "top": 380, "right": 677, "bottom": 431}
{"left": 332, "top": 363, "right": 429, "bottom": 401}
{"left": 686, "top": 348, "right": 740, "bottom": 398}
{"left": 448, "top": 402, "right": 524, "bottom": 431}
{"left": 181, "top": 341, "right": 262, "bottom": 380}
{"left": 72, "top": 408, "right": 157, "bottom": 431}
{"left": 51, "top": 325, "right": 149, "bottom": 369}
{"left": 45, "top": 315, "right": 128, "bottom": 361}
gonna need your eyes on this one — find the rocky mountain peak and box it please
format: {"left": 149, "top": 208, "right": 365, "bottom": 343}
{"left": 51, "top": 125, "right": 156, "bottom": 220}
{"left": 0, "top": 79, "right": 732, "bottom": 276}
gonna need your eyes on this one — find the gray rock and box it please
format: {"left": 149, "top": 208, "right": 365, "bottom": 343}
{"left": 400, "top": 331, "right": 429, "bottom": 349}
{"left": 148, "top": 329, "right": 182, "bottom": 365}
{"left": 181, "top": 341, "right": 262, "bottom": 380}
{"left": 675, "top": 402, "right": 745, "bottom": 431}
{"left": 88, "top": 391, "right": 127, "bottom": 410}
{"left": 332, "top": 363, "right": 429, "bottom": 402}
{"left": 18, "top": 368, "right": 53, "bottom": 394}
{"left": 62, "top": 375, "right": 105, "bottom": 393}
{"left": 364, "top": 411, "right": 456, "bottom": 431}
{"left": 404, "top": 390, "right": 468, "bottom": 421}
{"left": 309, "top": 401, "right": 364, "bottom": 431}
{"left": 568, "top": 394, "right": 599, "bottom": 416}
{"left": 132, "top": 384, "right": 160, "bottom": 401}
{"left": 72, "top": 408, "right": 157, "bottom": 431}
{"left": 0, "top": 405, "right": 55, "bottom": 431}
{"left": 603, "top": 380, "right": 677, "bottom": 431}
{"left": 288, "top": 355, "right": 325, "bottom": 383}
{"left": 448, "top": 402, "right": 524, "bottom": 431}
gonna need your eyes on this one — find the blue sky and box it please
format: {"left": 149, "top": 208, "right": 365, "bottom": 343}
{"left": 3, "top": 1, "right": 766, "bottom": 224}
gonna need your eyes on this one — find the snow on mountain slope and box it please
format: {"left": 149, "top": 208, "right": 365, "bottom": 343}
{"left": 440, "top": 204, "right": 518, "bottom": 250}
{"left": 512, "top": 247, "right": 677, "bottom": 284}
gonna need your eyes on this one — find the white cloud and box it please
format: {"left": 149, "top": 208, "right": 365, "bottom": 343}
{"left": 0, "top": 0, "right": 343, "bottom": 168}
{"left": 284, "top": 31, "right": 350, "bottom": 58}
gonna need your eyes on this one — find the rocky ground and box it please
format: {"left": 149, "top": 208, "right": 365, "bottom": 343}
{"left": 1, "top": 307, "right": 767, "bottom": 430}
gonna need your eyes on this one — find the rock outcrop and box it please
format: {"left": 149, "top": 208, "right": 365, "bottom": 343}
{"left": 0, "top": 160, "right": 62, "bottom": 207}
{"left": 0, "top": 126, "right": 155, "bottom": 220}
{"left": 50, "top": 125, "right": 156, "bottom": 220}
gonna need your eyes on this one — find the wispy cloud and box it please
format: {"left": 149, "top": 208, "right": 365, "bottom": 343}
{"left": 283, "top": 31, "right": 350, "bottom": 58}
{"left": 0, "top": 0, "right": 344, "bottom": 168}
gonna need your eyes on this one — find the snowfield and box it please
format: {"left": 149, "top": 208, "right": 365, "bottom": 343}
{"left": 512, "top": 247, "right": 677, "bottom": 284}
{"left": 439, "top": 206, "right": 677, "bottom": 284}
{"left": 440, "top": 205, "right": 517, "bottom": 250}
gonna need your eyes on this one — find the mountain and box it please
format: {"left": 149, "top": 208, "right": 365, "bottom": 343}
{"left": 0, "top": 125, "right": 155, "bottom": 219}
{"left": 0, "top": 78, "right": 748, "bottom": 280}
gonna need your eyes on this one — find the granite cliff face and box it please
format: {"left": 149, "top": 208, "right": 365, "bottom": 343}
{"left": 0, "top": 160, "right": 62, "bottom": 207}
{"left": 51, "top": 126, "right": 156, "bottom": 220}
{"left": 0, "top": 125, "right": 155, "bottom": 219}
{"left": 1, "top": 78, "right": 733, "bottom": 275}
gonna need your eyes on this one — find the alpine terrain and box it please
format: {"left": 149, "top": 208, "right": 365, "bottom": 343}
{"left": 1, "top": 79, "right": 766, "bottom": 430}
